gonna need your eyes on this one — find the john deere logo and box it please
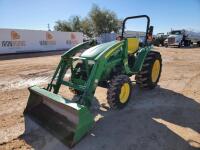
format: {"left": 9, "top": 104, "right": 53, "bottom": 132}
{"left": 40, "top": 32, "right": 56, "bottom": 46}
{"left": 66, "top": 33, "right": 78, "bottom": 45}
{"left": 1, "top": 31, "right": 26, "bottom": 47}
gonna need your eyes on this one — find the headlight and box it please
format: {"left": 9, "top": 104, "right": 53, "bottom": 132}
{"left": 73, "top": 60, "right": 83, "bottom": 68}
{"left": 88, "top": 60, "right": 95, "bottom": 65}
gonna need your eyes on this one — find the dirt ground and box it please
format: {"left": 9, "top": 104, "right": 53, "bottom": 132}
{"left": 0, "top": 47, "right": 200, "bottom": 150}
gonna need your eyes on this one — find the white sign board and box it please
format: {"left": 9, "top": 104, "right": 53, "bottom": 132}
{"left": 0, "top": 29, "right": 83, "bottom": 54}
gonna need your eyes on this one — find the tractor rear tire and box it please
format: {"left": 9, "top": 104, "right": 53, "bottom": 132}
{"left": 135, "top": 51, "right": 162, "bottom": 89}
{"left": 107, "top": 75, "right": 132, "bottom": 109}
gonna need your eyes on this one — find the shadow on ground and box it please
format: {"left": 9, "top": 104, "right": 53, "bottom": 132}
{"left": 21, "top": 86, "right": 200, "bottom": 150}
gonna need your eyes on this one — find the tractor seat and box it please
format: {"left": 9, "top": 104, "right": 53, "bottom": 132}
{"left": 127, "top": 38, "right": 139, "bottom": 54}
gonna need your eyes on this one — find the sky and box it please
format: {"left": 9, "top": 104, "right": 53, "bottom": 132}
{"left": 0, "top": 0, "right": 200, "bottom": 34}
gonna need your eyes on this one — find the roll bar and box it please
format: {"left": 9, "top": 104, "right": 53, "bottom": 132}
{"left": 121, "top": 15, "right": 151, "bottom": 45}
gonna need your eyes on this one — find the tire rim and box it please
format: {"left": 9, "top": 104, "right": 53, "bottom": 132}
{"left": 119, "top": 83, "right": 130, "bottom": 103}
{"left": 151, "top": 59, "right": 160, "bottom": 82}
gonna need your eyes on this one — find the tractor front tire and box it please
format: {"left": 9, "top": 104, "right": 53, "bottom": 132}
{"left": 107, "top": 75, "right": 132, "bottom": 109}
{"left": 135, "top": 51, "right": 162, "bottom": 89}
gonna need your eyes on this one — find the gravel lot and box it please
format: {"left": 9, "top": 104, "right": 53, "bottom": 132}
{"left": 0, "top": 47, "right": 200, "bottom": 150}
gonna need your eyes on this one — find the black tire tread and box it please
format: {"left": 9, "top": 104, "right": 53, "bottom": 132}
{"left": 107, "top": 75, "right": 132, "bottom": 109}
{"left": 135, "top": 51, "right": 162, "bottom": 89}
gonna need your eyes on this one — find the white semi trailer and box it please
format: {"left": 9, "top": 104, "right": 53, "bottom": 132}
{"left": 164, "top": 29, "right": 200, "bottom": 47}
{"left": 0, "top": 29, "right": 83, "bottom": 54}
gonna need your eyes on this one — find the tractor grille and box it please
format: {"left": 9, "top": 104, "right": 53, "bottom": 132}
{"left": 168, "top": 37, "right": 175, "bottom": 44}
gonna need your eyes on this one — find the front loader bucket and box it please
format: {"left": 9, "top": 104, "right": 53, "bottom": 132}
{"left": 24, "top": 86, "right": 94, "bottom": 147}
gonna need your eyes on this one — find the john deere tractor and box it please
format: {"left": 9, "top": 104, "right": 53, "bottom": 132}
{"left": 24, "top": 15, "right": 162, "bottom": 147}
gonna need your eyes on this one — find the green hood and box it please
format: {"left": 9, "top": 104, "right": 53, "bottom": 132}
{"left": 81, "top": 41, "right": 119, "bottom": 59}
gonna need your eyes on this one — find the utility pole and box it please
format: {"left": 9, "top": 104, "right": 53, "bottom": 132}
{"left": 48, "top": 24, "right": 51, "bottom": 31}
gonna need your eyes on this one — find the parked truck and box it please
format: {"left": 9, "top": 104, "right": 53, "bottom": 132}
{"left": 164, "top": 29, "right": 200, "bottom": 48}
{"left": 153, "top": 33, "right": 168, "bottom": 47}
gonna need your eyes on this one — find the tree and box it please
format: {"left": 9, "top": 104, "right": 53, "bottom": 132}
{"left": 89, "top": 4, "right": 120, "bottom": 36}
{"left": 54, "top": 4, "right": 120, "bottom": 37}
{"left": 81, "top": 17, "right": 94, "bottom": 37}
{"left": 54, "top": 16, "right": 82, "bottom": 32}
{"left": 70, "top": 16, "right": 82, "bottom": 32}
{"left": 54, "top": 20, "right": 72, "bottom": 31}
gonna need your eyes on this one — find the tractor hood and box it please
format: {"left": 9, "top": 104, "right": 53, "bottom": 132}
{"left": 81, "top": 41, "right": 120, "bottom": 59}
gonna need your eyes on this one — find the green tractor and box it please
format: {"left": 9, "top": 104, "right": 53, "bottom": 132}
{"left": 24, "top": 15, "right": 162, "bottom": 147}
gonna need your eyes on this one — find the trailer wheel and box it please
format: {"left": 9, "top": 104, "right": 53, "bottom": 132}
{"left": 107, "top": 75, "right": 132, "bottom": 109}
{"left": 135, "top": 51, "right": 162, "bottom": 89}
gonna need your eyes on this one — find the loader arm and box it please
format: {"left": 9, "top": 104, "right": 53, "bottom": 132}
{"left": 132, "top": 46, "right": 151, "bottom": 72}
{"left": 47, "top": 40, "right": 96, "bottom": 93}
{"left": 46, "top": 40, "right": 126, "bottom": 107}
